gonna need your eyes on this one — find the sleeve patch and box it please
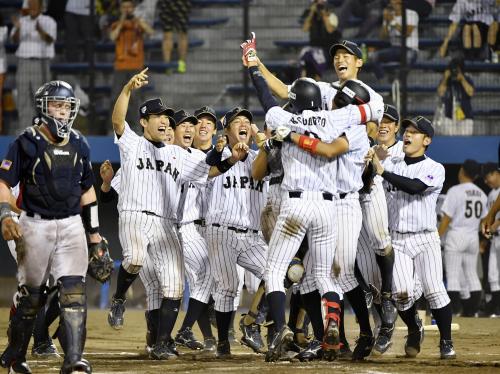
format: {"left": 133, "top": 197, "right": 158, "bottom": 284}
{"left": 0, "top": 160, "right": 12, "bottom": 171}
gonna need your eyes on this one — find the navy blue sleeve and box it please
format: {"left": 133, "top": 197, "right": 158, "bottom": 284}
{"left": 381, "top": 171, "right": 428, "bottom": 195}
{"left": 79, "top": 135, "right": 96, "bottom": 191}
{"left": 0, "top": 138, "right": 24, "bottom": 188}
{"left": 248, "top": 66, "right": 279, "bottom": 112}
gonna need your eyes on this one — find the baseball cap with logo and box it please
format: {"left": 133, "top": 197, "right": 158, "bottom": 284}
{"left": 139, "top": 98, "right": 174, "bottom": 124}
{"left": 222, "top": 107, "right": 253, "bottom": 128}
{"left": 401, "top": 116, "right": 435, "bottom": 138}
{"left": 173, "top": 109, "right": 198, "bottom": 128}
{"left": 329, "top": 40, "right": 363, "bottom": 59}
{"left": 194, "top": 106, "right": 217, "bottom": 124}
{"left": 383, "top": 104, "right": 400, "bottom": 123}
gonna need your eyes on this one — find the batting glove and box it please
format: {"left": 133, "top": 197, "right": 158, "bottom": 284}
{"left": 272, "top": 126, "right": 292, "bottom": 142}
{"left": 240, "top": 32, "right": 257, "bottom": 63}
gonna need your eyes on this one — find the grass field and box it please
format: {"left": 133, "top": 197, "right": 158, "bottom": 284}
{"left": 1, "top": 308, "right": 500, "bottom": 373}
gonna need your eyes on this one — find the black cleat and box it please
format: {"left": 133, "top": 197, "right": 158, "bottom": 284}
{"left": 405, "top": 316, "right": 424, "bottom": 358}
{"left": 175, "top": 327, "right": 204, "bottom": 350}
{"left": 380, "top": 294, "right": 398, "bottom": 325}
{"left": 8, "top": 361, "right": 32, "bottom": 374}
{"left": 296, "top": 339, "right": 323, "bottom": 361}
{"left": 352, "top": 333, "right": 375, "bottom": 361}
{"left": 265, "top": 325, "right": 293, "bottom": 362}
{"left": 322, "top": 319, "right": 340, "bottom": 361}
{"left": 150, "top": 341, "right": 177, "bottom": 360}
{"left": 108, "top": 297, "right": 126, "bottom": 330}
{"left": 440, "top": 339, "right": 456, "bottom": 359}
{"left": 216, "top": 340, "right": 231, "bottom": 359}
{"left": 202, "top": 337, "right": 217, "bottom": 354}
{"left": 239, "top": 318, "right": 265, "bottom": 353}
{"left": 31, "top": 337, "right": 59, "bottom": 357}
{"left": 373, "top": 325, "right": 394, "bottom": 354}
{"left": 59, "top": 359, "right": 92, "bottom": 374}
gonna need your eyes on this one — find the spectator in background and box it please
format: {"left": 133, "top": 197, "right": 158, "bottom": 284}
{"left": 439, "top": 0, "right": 495, "bottom": 60}
{"left": 407, "top": 0, "right": 435, "bottom": 19}
{"left": 158, "top": 0, "right": 191, "bottom": 74}
{"left": 299, "top": 0, "right": 341, "bottom": 80}
{"left": 10, "top": 0, "right": 56, "bottom": 135}
{"left": 96, "top": 0, "right": 120, "bottom": 39}
{"left": 64, "top": 0, "right": 93, "bottom": 62}
{"left": 336, "top": 0, "right": 385, "bottom": 39}
{"left": 369, "top": 0, "right": 419, "bottom": 79}
{"left": 487, "top": 1, "right": 500, "bottom": 62}
{"left": 110, "top": 0, "right": 153, "bottom": 132}
{"left": 0, "top": 14, "right": 7, "bottom": 134}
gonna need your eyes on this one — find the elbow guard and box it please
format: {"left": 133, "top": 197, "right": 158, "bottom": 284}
{"left": 81, "top": 201, "right": 99, "bottom": 234}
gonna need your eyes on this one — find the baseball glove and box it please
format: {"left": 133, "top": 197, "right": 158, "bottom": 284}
{"left": 87, "top": 238, "right": 114, "bottom": 283}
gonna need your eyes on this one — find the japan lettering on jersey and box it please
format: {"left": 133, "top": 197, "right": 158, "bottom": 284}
{"left": 384, "top": 156, "right": 445, "bottom": 232}
{"left": 207, "top": 149, "right": 268, "bottom": 231}
{"left": 265, "top": 105, "right": 364, "bottom": 194}
{"left": 177, "top": 148, "right": 206, "bottom": 224}
{"left": 115, "top": 122, "right": 209, "bottom": 219}
{"left": 441, "top": 182, "right": 487, "bottom": 232}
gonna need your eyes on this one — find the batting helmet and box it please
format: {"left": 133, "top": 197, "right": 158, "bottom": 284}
{"left": 332, "top": 80, "right": 370, "bottom": 108}
{"left": 286, "top": 78, "right": 322, "bottom": 114}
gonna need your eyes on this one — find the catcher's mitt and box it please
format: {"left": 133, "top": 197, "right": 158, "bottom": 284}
{"left": 87, "top": 238, "right": 114, "bottom": 283}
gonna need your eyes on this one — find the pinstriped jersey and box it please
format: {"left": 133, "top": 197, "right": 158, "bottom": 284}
{"left": 177, "top": 148, "right": 206, "bottom": 224}
{"left": 376, "top": 140, "right": 404, "bottom": 185}
{"left": 111, "top": 168, "right": 122, "bottom": 194}
{"left": 207, "top": 149, "right": 268, "bottom": 231}
{"left": 440, "top": 182, "right": 487, "bottom": 232}
{"left": 265, "top": 105, "right": 364, "bottom": 194}
{"left": 336, "top": 125, "right": 370, "bottom": 194}
{"left": 384, "top": 156, "right": 445, "bottom": 232}
{"left": 266, "top": 146, "right": 284, "bottom": 202}
{"left": 316, "top": 80, "right": 384, "bottom": 111}
{"left": 115, "top": 122, "right": 210, "bottom": 219}
{"left": 487, "top": 187, "right": 500, "bottom": 234}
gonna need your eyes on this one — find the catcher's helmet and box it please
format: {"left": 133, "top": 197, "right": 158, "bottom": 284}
{"left": 35, "top": 81, "right": 80, "bottom": 141}
{"left": 332, "top": 80, "right": 370, "bottom": 108}
{"left": 286, "top": 78, "right": 322, "bottom": 114}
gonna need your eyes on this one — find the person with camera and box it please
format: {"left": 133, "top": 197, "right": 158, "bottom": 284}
{"left": 299, "top": 0, "right": 341, "bottom": 80}
{"left": 110, "top": 0, "right": 153, "bottom": 133}
{"left": 437, "top": 58, "right": 475, "bottom": 127}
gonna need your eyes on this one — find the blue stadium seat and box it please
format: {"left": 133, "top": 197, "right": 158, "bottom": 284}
{"left": 155, "top": 17, "right": 229, "bottom": 28}
{"left": 192, "top": 0, "right": 242, "bottom": 6}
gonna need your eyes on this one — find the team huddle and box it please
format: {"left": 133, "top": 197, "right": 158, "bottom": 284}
{"left": 4, "top": 34, "right": 494, "bottom": 373}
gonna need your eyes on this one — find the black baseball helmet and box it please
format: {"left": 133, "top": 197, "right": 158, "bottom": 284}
{"left": 332, "top": 80, "right": 370, "bottom": 108}
{"left": 35, "top": 80, "right": 80, "bottom": 141}
{"left": 286, "top": 78, "right": 322, "bottom": 114}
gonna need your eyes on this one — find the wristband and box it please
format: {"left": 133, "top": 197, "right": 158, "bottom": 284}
{"left": 298, "top": 135, "right": 320, "bottom": 154}
{"left": 0, "top": 202, "right": 12, "bottom": 223}
{"left": 216, "top": 158, "right": 235, "bottom": 173}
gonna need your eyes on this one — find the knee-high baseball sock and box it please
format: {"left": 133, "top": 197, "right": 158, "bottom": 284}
{"left": 339, "top": 300, "right": 348, "bottom": 345}
{"left": 157, "top": 298, "right": 181, "bottom": 343}
{"left": 266, "top": 291, "right": 286, "bottom": 330}
{"left": 345, "top": 286, "right": 372, "bottom": 335}
{"left": 114, "top": 265, "right": 138, "bottom": 300}
{"left": 146, "top": 309, "right": 159, "bottom": 345}
{"left": 287, "top": 292, "right": 301, "bottom": 333}
{"left": 197, "top": 305, "right": 214, "bottom": 339}
{"left": 463, "top": 291, "right": 481, "bottom": 316}
{"left": 398, "top": 304, "right": 419, "bottom": 332}
{"left": 32, "top": 305, "right": 49, "bottom": 343}
{"left": 447, "top": 291, "right": 462, "bottom": 315}
{"left": 215, "top": 311, "right": 233, "bottom": 342}
{"left": 376, "top": 250, "right": 394, "bottom": 295}
{"left": 181, "top": 298, "right": 206, "bottom": 331}
{"left": 300, "top": 290, "right": 324, "bottom": 340}
{"left": 431, "top": 303, "right": 452, "bottom": 341}
{"left": 354, "top": 260, "right": 370, "bottom": 293}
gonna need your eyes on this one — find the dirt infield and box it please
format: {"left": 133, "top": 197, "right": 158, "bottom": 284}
{"left": 1, "top": 308, "right": 500, "bottom": 373}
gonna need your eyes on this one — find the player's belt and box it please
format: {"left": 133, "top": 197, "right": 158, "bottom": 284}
{"left": 194, "top": 219, "right": 206, "bottom": 227}
{"left": 211, "top": 223, "right": 258, "bottom": 234}
{"left": 269, "top": 175, "right": 284, "bottom": 186}
{"left": 142, "top": 210, "right": 161, "bottom": 217}
{"left": 26, "top": 211, "right": 74, "bottom": 220}
{"left": 288, "top": 191, "right": 333, "bottom": 201}
{"left": 339, "top": 193, "right": 347, "bottom": 199}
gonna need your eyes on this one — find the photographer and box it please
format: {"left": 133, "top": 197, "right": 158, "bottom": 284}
{"left": 299, "top": 0, "right": 341, "bottom": 80}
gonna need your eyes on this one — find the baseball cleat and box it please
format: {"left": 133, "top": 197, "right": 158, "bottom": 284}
{"left": 338, "top": 341, "right": 353, "bottom": 360}
{"left": 322, "top": 319, "right": 340, "bottom": 361}
{"left": 265, "top": 325, "right": 293, "bottom": 362}
{"left": 202, "top": 337, "right": 217, "bottom": 353}
{"left": 380, "top": 295, "right": 398, "bottom": 325}
{"left": 175, "top": 327, "right": 204, "bottom": 350}
{"left": 108, "top": 297, "right": 126, "bottom": 330}
{"left": 373, "top": 325, "right": 394, "bottom": 354}
{"left": 31, "top": 337, "right": 59, "bottom": 357}
{"left": 439, "top": 339, "right": 456, "bottom": 359}
{"left": 216, "top": 340, "right": 231, "bottom": 359}
{"left": 9, "top": 361, "right": 32, "bottom": 374}
{"left": 352, "top": 333, "right": 375, "bottom": 361}
{"left": 239, "top": 318, "right": 265, "bottom": 353}
{"left": 296, "top": 339, "right": 323, "bottom": 361}
{"left": 59, "top": 358, "right": 91, "bottom": 374}
{"left": 404, "top": 314, "right": 424, "bottom": 358}
{"left": 150, "top": 341, "right": 178, "bottom": 360}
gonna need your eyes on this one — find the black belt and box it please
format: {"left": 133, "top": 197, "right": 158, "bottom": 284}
{"left": 288, "top": 191, "right": 333, "bottom": 201}
{"left": 194, "top": 219, "right": 206, "bottom": 227}
{"left": 339, "top": 193, "right": 347, "bottom": 199}
{"left": 26, "top": 211, "right": 73, "bottom": 220}
{"left": 142, "top": 210, "right": 161, "bottom": 217}
{"left": 270, "top": 175, "right": 284, "bottom": 186}
{"left": 212, "top": 223, "right": 258, "bottom": 234}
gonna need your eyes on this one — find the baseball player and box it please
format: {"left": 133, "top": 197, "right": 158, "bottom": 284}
{"left": 367, "top": 116, "right": 456, "bottom": 360}
{"left": 204, "top": 107, "right": 269, "bottom": 358}
{"left": 0, "top": 80, "right": 104, "bottom": 374}
{"left": 483, "top": 163, "right": 500, "bottom": 316}
{"left": 439, "top": 160, "right": 486, "bottom": 317}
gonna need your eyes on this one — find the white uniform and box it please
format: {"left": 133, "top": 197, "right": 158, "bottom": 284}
{"left": 206, "top": 148, "right": 268, "bottom": 313}
{"left": 441, "top": 183, "right": 487, "bottom": 294}
{"left": 7, "top": 184, "right": 20, "bottom": 259}
{"left": 115, "top": 122, "right": 209, "bottom": 299}
{"left": 449, "top": 0, "right": 495, "bottom": 25}
{"left": 384, "top": 155, "right": 449, "bottom": 311}
{"left": 487, "top": 188, "right": 500, "bottom": 293}
{"left": 264, "top": 104, "right": 366, "bottom": 298}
